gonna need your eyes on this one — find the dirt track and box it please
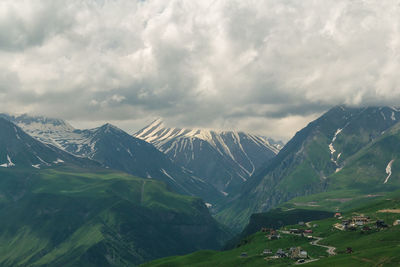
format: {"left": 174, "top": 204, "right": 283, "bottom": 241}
{"left": 377, "top": 209, "right": 400, "bottom": 213}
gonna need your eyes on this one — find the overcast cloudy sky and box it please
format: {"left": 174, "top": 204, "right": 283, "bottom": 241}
{"left": 1, "top": 0, "right": 400, "bottom": 140}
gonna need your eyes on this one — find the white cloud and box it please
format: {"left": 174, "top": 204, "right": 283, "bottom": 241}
{"left": 1, "top": 0, "right": 400, "bottom": 140}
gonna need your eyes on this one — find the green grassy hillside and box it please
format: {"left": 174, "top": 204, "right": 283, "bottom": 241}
{"left": 142, "top": 193, "right": 400, "bottom": 267}
{"left": 0, "top": 165, "right": 230, "bottom": 266}
{"left": 217, "top": 107, "right": 400, "bottom": 231}
{"left": 281, "top": 123, "right": 400, "bottom": 214}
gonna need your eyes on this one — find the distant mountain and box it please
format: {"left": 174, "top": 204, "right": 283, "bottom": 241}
{"left": 0, "top": 113, "right": 76, "bottom": 149}
{"left": 134, "top": 119, "right": 280, "bottom": 195}
{"left": 1, "top": 114, "right": 223, "bottom": 204}
{"left": 0, "top": 117, "right": 94, "bottom": 169}
{"left": 217, "top": 106, "right": 400, "bottom": 230}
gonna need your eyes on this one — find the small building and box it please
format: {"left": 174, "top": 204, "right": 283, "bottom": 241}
{"left": 290, "top": 228, "right": 301, "bottom": 234}
{"left": 269, "top": 233, "right": 280, "bottom": 240}
{"left": 334, "top": 212, "right": 342, "bottom": 218}
{"left": 298, "top": 221, "right": 305, "bottom": 226}
{"left": 289, "top": 247, "right": 300, "bottom": 258}
{"left": 313, "top": 224, "right": 318, "bottom": 228}
{"left": 263, "top": 249, "right": 272, "bottom": 255}
{"left": 304, "top": 229, "right": 313, "bottom": 234}
{"left": 299, "top": 251, "right": 308, "bottom": 259}
{"left": 352, "top": 216, "right": 369, "bottom": 226}
{"left": 290, "top": 247, "right": 308, "bottom": 259}
{"left": 261, "top": 227, "right": 273, "bottom": 233}
{"left": 376, "top": 220, "right": 388, "bottom": 228}
{"left": 393, "top": 219, "right": 400, "bottom": 226}
{"left": 341, "top": 220, "right": 350, "bottom": 230}
{"left": 240, "top": 252, "right": 248, "bottom": 258}
{"left": 270, "top": 229, "right": 278, "bottom": 235}
{"left": 276, "top": 249, "right": 287, "bottom": 258}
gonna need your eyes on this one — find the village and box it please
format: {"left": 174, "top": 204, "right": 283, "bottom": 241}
{"left": 239, "top": 226, "right": 318, "bottom": 264}
{"left": 332, "top": 212, "right": 400, "bottom": 231}
{"left": 238, "top": 211, "right": 400, "bottom": 265}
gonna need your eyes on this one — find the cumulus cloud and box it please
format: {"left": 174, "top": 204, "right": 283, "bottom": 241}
{"left": 0, "top": 0, "right": 400, "bottom": 140}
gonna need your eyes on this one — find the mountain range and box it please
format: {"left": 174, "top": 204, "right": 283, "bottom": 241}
{"left": 1, "top": 114, "right": 281, "bottom": 206}
{"left": 0, "top": 117, "right": 231, "bottom": 266}
{"left": 134, "top": 119, "right": 279, "bottom": 195}
{"left": 0, "top": 114, "right": 225, "bottom": 204}
{"left": 2, "top": 105, "right": 400, "bottom": 266}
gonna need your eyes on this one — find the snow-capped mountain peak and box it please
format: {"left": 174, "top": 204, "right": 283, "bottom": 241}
{"left": 134, "top": 119, "right": 282, "bottom": 194}
{"left": 135, "top": 119, "right": 279, "bottom": 153}
{"left": 2, "top": 114, "right": 75, "bottom": 133}
{"left": 0, "top": 117, "right": 90, "bottom": 169}
{"left": 97, "top": 123, "right": 124, "bottom": 134}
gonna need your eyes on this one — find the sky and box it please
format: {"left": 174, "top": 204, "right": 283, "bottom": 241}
{"left": 1, "top": 0, "right": 400, "bottom": 141}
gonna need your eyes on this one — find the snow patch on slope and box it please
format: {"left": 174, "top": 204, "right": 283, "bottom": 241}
{"left": 0, "top": 155, "right": 15, "bottom": 168}
{"left": 160, "top": 168, "right": 177, "bottom": 182}
{"left": 53, "top": 158, "right": 64, "bottom": 164}
{"left": 329, "top": 128, "right": 343, "bottom": 166}
{"left": 220, "top": 191, "right": 228, "bottom": 196}
{"left": 384, "top": 159, "right": 395, "bottom": 184}
{"left": 381, "top": 111, "right": 386, "bottom": 120}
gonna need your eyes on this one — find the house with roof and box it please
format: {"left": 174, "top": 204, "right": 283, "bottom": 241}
{"left": 376, "top": 220, "right": 388, "bottom": 228}
{"left": 334, "top": 212, "right": 342, "bottom": 218}
{"left": 261, "top": 227, "right": 273, "bottom": 232}
{"left": 276, "top": 248, "right": 287, "bottom": 258}
{"left": 299, "top": 250, "right": 308, "bottom": 259}
{"left": 341, "top": 220, "right": 350, "bottom": 230}
{"left": 289, "top": 247, "right": 300, "bottom": 259}
{"left": 352, "top": 216, "right": 369, "bottom": 226}
{"left": 263, "top": 249, "right": 272, "bottom": 255}
{"left": 289, "top": 247, "right": 308, "bottom": 259}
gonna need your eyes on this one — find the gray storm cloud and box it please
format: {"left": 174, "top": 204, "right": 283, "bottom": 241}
{"left": 0, "top": 0, "right": 400, "bottom": 140}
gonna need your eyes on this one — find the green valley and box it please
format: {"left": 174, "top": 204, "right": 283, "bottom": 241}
{"left": 0, "top": 166, "right": 230, "bottom": 266}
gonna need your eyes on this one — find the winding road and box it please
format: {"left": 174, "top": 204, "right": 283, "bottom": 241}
{"left": 310, "top": 237, "right": 336, "bottom": 256}
{"left": 279, "top": 226, "right": 337, "bottom": 265}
